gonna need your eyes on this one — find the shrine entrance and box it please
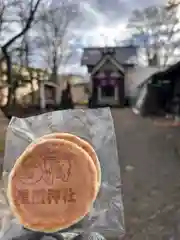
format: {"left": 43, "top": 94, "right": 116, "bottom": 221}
{"left": 93, "top": 71, "right": 123, "bottom": 105}
{"left": 89, "top": 54, "right": 125, "bottom": 107}
{"left": 101, "top": 84, "right": 114, "bottom": 97}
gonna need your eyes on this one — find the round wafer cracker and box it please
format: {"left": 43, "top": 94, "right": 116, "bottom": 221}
{"left": 7, "top": 139, "right": 97, "bottom": 232}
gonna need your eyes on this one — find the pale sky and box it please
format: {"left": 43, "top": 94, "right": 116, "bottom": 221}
{"left": 57, "top": 0, "right": 168, "bottom": 74}
{"left": 3, "top": 0, "right": 169, "bottom": 74}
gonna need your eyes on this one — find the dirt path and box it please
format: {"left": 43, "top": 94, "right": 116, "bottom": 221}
{"left": 112, "top": 109, "right": 180, "bottom": 239}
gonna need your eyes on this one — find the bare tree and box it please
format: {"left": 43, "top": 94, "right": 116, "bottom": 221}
{"left": 127, "top": 4, "right": 180, "bottom": 67}
{"left": 13, "top": 2, "right": 38, "bottom": 105}
{"left": 0, "top": 0, "right": 42, "bottom": 109}
{"left": 35, "top": 1, "right": 79, "bottom": 84}
{"left": 166, "top": 0, "right": 180, "bottom": 10}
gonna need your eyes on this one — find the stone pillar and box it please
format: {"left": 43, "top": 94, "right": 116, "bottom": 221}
{"left": 115, "top": 86, "right": 119, "bottom": 101}
{"left": 55, "top": 87, "right": 61, "bottom": 105}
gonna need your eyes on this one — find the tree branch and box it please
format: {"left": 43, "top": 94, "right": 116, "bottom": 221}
{"left": 2, "top": 0, "right": 41, "bottom": 50}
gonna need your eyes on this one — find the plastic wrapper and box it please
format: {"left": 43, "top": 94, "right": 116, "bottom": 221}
{"left": 2, "top": 108, "right": 125, "bottom": 239}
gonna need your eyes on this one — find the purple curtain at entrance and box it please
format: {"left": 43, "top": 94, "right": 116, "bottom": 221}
{"left": 95, "top": 78, "right": 119, "bottom": 87}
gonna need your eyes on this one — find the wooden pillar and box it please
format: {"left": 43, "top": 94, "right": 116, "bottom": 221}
{"left": 39, "top": 81, "right": 46, "bottom": 110}
{"left": 118, "top": 77, "right": 125, "bottom": 107}
{"left": 97, "top": 87, "right": 101, "bottom": 103}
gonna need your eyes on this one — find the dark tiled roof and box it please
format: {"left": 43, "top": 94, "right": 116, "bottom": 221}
{"left": 81, "top": 46, "right": 138, "bottom": 66}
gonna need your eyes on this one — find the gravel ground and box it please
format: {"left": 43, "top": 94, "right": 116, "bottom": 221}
{"left": 112, "top": 109, "right": 180, "bottom": 240}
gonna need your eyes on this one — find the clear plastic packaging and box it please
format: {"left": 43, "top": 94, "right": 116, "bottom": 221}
{"left": 2, "top": 108, "right": 125, "bottom": 239}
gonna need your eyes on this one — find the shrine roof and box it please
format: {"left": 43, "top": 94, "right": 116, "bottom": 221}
{"left": 81, "top": 46, "right": 138, "bottom": 66}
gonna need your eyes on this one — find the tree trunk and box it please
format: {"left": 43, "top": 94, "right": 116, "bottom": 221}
{"left": 12, "top": 88, "right": 17, "bottom": 106}
{"left": 52, "top": 51, "right": 58, "bottom": 83}
{"left": 2, "top": 47, "right": 13, "bottom": 109}
{"left": 30, "top": 77, "right": 36, "bottom": 104}
{"left": 24, "top": 39, "right": 35, "bottom": 105}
